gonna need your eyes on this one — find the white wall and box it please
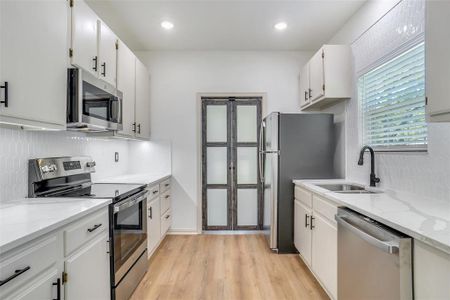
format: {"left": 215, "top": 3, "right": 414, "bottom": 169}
{"left": 0, "top": 127, "right": 171, "bottom": 202}
{"left": 136, "top": 51, "right": 312, "bottom": 231}
{"left": 327, "top": 0, "right": 450, "bottom": 200}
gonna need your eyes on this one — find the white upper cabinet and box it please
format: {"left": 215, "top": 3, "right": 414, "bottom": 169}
{"left": 300, "top": 45, "right": 352, "bottom": 110}
{"left": 135, "top": 59, "right": 151, "bottom": 139}
{"left": 70, "top": 0, "right": 99, "bottom": 77}
{"left": 426, "top": 1, "right": 450, "bottom": 122}
{"left": 70, "top": 0, "right": 118, "bottom": 86}
{"left": 0, "top": 0, "right": 68, "bottom": 129}
{"left": 99, "top": 21, "right": 118, "bottom": 86}
{"left": 299, "top": 63, "right": 310, "bottom": 108}
{"left": 117, "top": 40, "right": 136, "bottom": 136}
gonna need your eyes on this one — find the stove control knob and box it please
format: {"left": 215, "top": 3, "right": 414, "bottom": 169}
{"left": 86, "top": 161, "right": 96, "bottom": 168}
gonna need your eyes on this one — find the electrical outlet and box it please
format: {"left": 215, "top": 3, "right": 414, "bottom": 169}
{"left": 115, "top": 152, "right": 119, "bottom": 162}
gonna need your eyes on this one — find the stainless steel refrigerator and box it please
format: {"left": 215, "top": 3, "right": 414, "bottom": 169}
{"left": 260, "top": 112, "right": 336, "bottom": 253}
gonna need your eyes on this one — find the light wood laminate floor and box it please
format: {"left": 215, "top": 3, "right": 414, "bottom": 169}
{"left": 131, "top": 234, "right": 329, "bottom": 300}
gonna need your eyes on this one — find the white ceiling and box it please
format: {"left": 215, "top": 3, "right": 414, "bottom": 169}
{"left": 86, "top": 0, "right": 366, "bottom": 51}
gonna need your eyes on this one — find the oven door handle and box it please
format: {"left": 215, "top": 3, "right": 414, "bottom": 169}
{"left": 113, "top": 190, "right": 149, "bottom": 213}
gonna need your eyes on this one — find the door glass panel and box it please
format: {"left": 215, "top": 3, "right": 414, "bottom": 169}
{"left": 207, "top": 105, "right": 227, "bottom": 142}
{"left": 237, "top": 189, "right": 258, "bottom": 226}
{"left": 207, "top": 189, "right": 228, "bottom": 226}
{"left": 207, "top": 147, "right": 227, "bottom": 184}
{"left": 237, "top": 105, "right": 257, "bottom": 142}
{"left": 237, "top": 147, "right": 257, "bottom": 184}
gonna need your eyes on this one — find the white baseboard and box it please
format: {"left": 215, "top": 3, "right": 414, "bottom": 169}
{"left": 168, "top": 228, "right": 199, "bottom": 235}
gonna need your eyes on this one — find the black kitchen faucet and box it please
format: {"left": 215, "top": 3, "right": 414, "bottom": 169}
{"left": 358, "top": 146, "right": 380, "bottom": 187}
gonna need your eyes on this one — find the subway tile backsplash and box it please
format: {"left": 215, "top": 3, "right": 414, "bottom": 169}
{"left": 0, "top": 127, "right": 170, "bottom": 202}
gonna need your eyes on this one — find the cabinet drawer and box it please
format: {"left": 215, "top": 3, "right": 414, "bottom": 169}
{"left": 161, "top": 209, "right": 172, "bottom": 237}
{"left": 147, "top": 184, "right": 160, "bottom": 200}
{"left": 160, "top": 190, "right": 171, "bottom": 215}
{"left": 294, "top": 186, "right": 312, "bottom": 208}
{"left": 0, "top": 233, "right": 60, "bottom": 294}
{"left": 160, "top": 178, "right": 171, "bottom": 193}
{"left": 313, "top": 194, "right": 337, "bottom": 225}
{"left": 64, "top": 209, "right": 109, "bottom": 256}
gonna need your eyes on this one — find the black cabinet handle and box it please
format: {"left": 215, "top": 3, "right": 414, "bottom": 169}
{"left": 52, "top": 278, "right": 61, "bottom": 300}
{"left": 0, "top": 82, "right": 8, "bottom": 108}
{"left": 165, "top": 183, "right": 169, "bottom": 187}
{"left": 165, "top": 195, "right": 170, "bottom": 199}
{"left": 87, "top": 223, "right": 102, "bottom": 233}
{"left": 137, "top": 124, "right": 141, "bottom": 134}
{"left": 152, "top": 190, "right": 158, "bottom": 195}
{"left": 101, "top": 63, "right": 106, "bottom": 76}
{"left": 132, "top": 122, "right": 136, "bottom": 132}
{"left": 148, "top": 207, "right": 152, "bottom": 219}
{"left": 310, "top": 216, "right": 315, "bottom": 230}
{"left": 0, "top": 266, "right": 31, "bottom": 287}
{"left": 308, "top": 88, "right": 312, "bottom": 99}
{"left": 165, "top": 214, "right": 170, "bottom": 219}
{"left": 304, "top": 91, "right": 308, "bottom": 101}
{"left": 305, "top": 214, "right": 309, "bottom": 228}
{"left": 93, "top": 56, "right": 98, "bottom": 71}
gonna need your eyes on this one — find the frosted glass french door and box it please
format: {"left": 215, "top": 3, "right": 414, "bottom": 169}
{"left": 202, "top": 97, "right": 262, "bottom": 230}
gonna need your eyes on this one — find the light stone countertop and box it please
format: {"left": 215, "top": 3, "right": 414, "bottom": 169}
{"left": 0, "top": 197, "right": 111, "bottom": 254}
{"left": 95, "top": 172, "right": 171, "bottom": 186}
{"left": 293, "top": 179, "right": 450, "bottom": 255}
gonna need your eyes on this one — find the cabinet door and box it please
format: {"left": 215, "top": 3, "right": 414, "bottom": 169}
{"left": 0, "top": 0, "right": 67, "bottom": 128}
{"left": 135, "top": 59, "right": 151, "bottom": 139}
{"left": 5, "top": 269, "right": 61, "bottom": 300}
{"left": 147, "top": 198, "right": 161, "bottom": 256}
{"left": 65, "top": 232, "right": 111, "bottom": 300}
{"left": 71, "top": 0, "right": 99, "bottom": 77}
{"left": 312, "top": 213, "right": 337, "bottom": 299}
{"left": 117, "top": 40, "right": 136, "bottom": 136}
{"left": 295, "top": 200, "right": 312, "bottom": 267}
{"left": 99, "top": 21, "right": 117, "bottom": 86}
{"left": 309, "top": 48, "right": 325, "bottom": 102}
{"left": 426, "top": 1, "right": 450, "bottom": 121}
{"left": 299, "top": 63, "right": 310, "bottom": 108}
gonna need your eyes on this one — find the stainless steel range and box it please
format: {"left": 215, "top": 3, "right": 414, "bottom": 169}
{"left": 28, "top": 156, "right": 149, "bottom": 300}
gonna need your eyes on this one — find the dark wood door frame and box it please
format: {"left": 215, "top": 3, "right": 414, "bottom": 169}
{"left": 201, "top": 96, "right": 262, "bottom": 230}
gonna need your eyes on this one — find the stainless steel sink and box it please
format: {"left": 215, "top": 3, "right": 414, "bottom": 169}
{"left": 316, "top": 184, "right": 365, "bottom": 191}
{"left": 316, "top": 184, "right": 381, "bottom": 194}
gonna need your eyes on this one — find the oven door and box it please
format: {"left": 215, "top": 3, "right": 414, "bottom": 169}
{"left": 112, "top": 190, "right": 148, "bottom": 285}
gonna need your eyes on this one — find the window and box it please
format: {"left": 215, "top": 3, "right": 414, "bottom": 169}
{"left": 358, "top": 42, "right": 427, "bottom": 151}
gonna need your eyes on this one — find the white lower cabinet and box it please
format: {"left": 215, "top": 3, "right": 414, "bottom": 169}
{"left": 0, "top": 207, "right": 110, "bottom": 300}
{"left": 294, "top": 199, "right": 312, "bottom": 267}
{"left": 147, "top": 197, "right": 161, "bottom": 256}
{"left": 64, "top": 232, "right": 111, "bottom": 300}
{"left": 294, "top": 186, "right": 337, "bottom": 300}
{"left": 414, "top": 240, "right": 450, "bottom": 299}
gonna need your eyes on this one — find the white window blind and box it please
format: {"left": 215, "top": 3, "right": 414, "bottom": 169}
{"left": 358, "top": 42, "right": 427, "bottom": 151}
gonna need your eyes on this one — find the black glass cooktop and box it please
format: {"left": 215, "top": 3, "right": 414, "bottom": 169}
{"left": 61, "top": 183, "right": 145, "bottom": 201}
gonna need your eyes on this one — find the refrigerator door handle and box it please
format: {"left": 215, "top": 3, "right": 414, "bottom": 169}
{"left": 258, "top": 120, "right": 265, "bottom": 183}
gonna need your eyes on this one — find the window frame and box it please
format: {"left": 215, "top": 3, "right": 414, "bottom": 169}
{"left": 357, "top": 37, "right": 428, "bottom": 153}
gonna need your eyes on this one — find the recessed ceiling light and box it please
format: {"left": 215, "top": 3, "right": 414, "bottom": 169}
{"left": 161, "top": 21, "right": 174, "bottom": 30}
{"left": 274, "top": 22, "right": 287, "bottom": 31}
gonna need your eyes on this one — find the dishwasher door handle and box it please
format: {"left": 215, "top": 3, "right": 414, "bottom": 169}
{"left": 335, "top": 215, "right": 399, "bottom": 254}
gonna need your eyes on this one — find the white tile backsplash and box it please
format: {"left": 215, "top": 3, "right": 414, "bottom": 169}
{"left": 0, "top": 127, "right": 171, "bottom": 202}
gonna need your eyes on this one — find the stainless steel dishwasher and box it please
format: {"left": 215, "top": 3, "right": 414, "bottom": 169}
{"left": 335, "top": 208, "right": 413, "bottom": 300}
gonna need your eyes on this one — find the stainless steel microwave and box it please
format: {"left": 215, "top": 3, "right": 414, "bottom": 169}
{"left": 67, "top": 68, "right": 123, "bottom": 132}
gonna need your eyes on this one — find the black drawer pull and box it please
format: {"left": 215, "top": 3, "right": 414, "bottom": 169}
{"left": 165, "top": 214, "right": 170, "bottom": 219}
{"left": 87, "top": 223, "right": 102, "bottom": 233}
{"left": 0, "top": 82, "right": 8, "bottom": 108}
{"left": 165, "top": 195, "right": 170, "bottom": 199}
{"left": 304, "top": 90, "right": 308, "bottom": 101}
{"left": 165, "top": 183, "right": 169, "bottom": 187}
{"left": 52, "top": 278, "right": 61, "bottom": 300}
{"left": 148, "top": 207, "right": 152, "bottom": 219}
{"left": 305, "top": 214, "right": 309, "bottom": 228}
{"left": 310, "top": 216, "right": 315, "bottom": 230}
{"left": 0, "top": 266, "right": 31, "bottom": 287}
{"left": 93, "top": 56, "right": 98, "bottom": 71}
{"left": 101, "top": 62, "right": 106, "bottom": 76}
{"left": 137, "top": 123, "right": 141, "bottom": 134}
{"left": 152, "top": 190, "right": 158, "bottom": 194}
